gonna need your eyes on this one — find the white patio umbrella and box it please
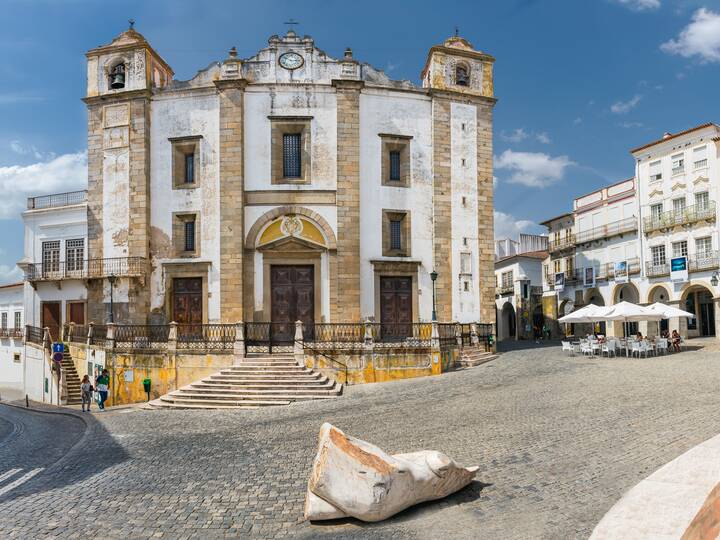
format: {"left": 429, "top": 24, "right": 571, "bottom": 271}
{"left": 646, "top": 302, "right": 695, "bottom": 319}
{"left": 558, "top": 303, "right": 609, "bottom": 323}
{"left": 604, "top": 301, "right": 664, "bottom": 355}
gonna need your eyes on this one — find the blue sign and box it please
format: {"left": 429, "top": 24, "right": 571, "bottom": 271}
{"left": 52, "top": 342, "right": 64, "bottom": 353}
{"left": 671, "top": 257, "right": 687, "bottom": 271}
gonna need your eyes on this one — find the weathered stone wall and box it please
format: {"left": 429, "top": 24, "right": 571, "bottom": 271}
{"left": 432, "top": 97, "right": 453, "bottom": 322}
{"left": 476, "top": 100, "right": 495, "bottom": 324}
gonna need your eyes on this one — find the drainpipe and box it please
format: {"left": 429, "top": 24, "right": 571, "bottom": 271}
{"left": 636, "top": 159, "right": 645, "bottom": 279}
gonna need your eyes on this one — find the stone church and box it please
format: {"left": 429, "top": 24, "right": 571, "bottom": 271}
{"left": 83, "top": 26, "right": 496, "bottom": 333}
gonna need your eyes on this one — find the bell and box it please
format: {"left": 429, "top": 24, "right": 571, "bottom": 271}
{"left": 110, "top": 73, "right": 125, "bottom": 89}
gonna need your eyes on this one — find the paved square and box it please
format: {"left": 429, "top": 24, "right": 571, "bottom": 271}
{"left": 1, "top": 343, "right": 720, "bottom": 539}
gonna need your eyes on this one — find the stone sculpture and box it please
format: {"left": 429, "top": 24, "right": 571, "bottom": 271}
{"left": 304, "top": 423, "right": 478, "bottom": 522}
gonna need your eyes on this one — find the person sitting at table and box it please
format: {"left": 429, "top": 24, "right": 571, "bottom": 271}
{"left": 661, "top": 329, "right": 670, "bottom": 339}
{"left": 635, "top": 331, "right": 643, "bottom": 341}
{"left": 671, "top": 330, "right": 681, "bottom": 352}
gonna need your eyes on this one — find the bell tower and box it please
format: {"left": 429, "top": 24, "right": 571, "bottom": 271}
{"left": 83, "top": 23, "right": 173, "bottom": 324}
{"left": 421, "top": 35, "right": 494, "bottom": 98}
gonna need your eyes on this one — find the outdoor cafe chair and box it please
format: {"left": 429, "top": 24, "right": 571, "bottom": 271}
{"left": 601, "top": 341, "right": 615, "bottom": 357}
{"left": 561, "top": 341, "right": 574, "bottom": 356}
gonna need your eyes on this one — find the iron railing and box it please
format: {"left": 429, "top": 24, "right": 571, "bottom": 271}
{"left": 370, "top": 322, "right": 433, "bottom": 347}
{"left": 113, "top": 325, "right": 170, "bottom": 352}
{"left": 27, "top": 190, "right": 87, "bottom": 210}
{"left": 244, "top": 322, "right": 295, "bottom": 353}
{"left": 574, "top": 217, "right": 637, "bottom": 244}
{"left": 460, "top": 324, "right": 473, "bottom": 346}
{"left": 548, "top": 235, "right": 575, "bottom": 253}
{"left": 305, "top": 323, "right": 365, "bottom": 343}
{"left": 0, "top": 328, "right": 23, "bottom": 339}
{"left": 177, "top": 324, "right": 235, "bottom": 351}
{"left": 25, "top": 257, "right": 147, "bottom": 281}
{"left": 437, "top": 323, "right": 457, "bottom": 348}
{"left": 689, "top": 251, "right": 719, "bottom": 272}
{"left": 69, "top": 325, "right": 89, "bottom": 344}
{"left": 25, "top": 325, "right": 44, "bottom": 345}
{"left": 476, "top": 323, "right": 495, "bottom": 351}
{"left": 90, "top": 325, "right": 108, "bottom": 346}
{"left": 298, "top": 339, "right": 348, "bottom": 383}
{"left": 498, "top": 284, "right": 514, "bottom": 295}
{"left": 645, "top": 262, "right": 669, "bottom": 277}
{"left": 643, "top": 201, "right": 716, "bottom": 233}
{"left": 595, "top": 257, "right": 642, "bottom": 280}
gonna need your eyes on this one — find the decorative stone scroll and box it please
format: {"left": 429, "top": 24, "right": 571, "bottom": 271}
{"left": 304, "top": 423, "right": 478, "bottom": 522}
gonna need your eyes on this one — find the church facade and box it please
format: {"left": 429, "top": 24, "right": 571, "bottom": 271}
{"left": 82, "top": 27, "right": 496, "bottom": 330}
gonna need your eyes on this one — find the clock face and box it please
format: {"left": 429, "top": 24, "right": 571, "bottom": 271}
{"left": 279, "top": 52, "right": 304, "bottom": 70}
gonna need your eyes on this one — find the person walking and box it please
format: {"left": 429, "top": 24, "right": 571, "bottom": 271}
{"left": 95, "top": 369, "right": 110, "bottom": 411}
{"left": 80, "top": 375, "right": 93, "bottom": 413}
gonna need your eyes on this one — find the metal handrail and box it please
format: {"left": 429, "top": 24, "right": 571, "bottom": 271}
{"left": 643, "top": 201, "right": 716, "bottom": 233}
{"left": 297, "top": 339, "right": 348, "bottom": 385}
{"left": 25, "top": 257, "right": 147, "bottom": 281}
{"left": 27, "top": 190, "right": 87, "bottom": 210}
{"left": 548, "top": 235, "right": 575, "bottom": 252}
{"left": 574, "top": 217, "right": 637, "bottom": 244}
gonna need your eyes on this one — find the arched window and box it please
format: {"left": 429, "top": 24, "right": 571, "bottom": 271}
{"left": 109, "top": 63, "right": 126, "bottom": 89}
{"left": 455, "top": 65, "right": 469, "bottom": 86}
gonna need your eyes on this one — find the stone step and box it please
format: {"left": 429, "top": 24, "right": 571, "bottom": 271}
{"left": 193, "top": 379, "right": 334, "bottom": 389}
{"left": 210, "top": 373, "right": 321, "bottom": 381}
{"left": 459, "top": 353, "right": 499, "bottom": 368}
{"left": 178, "top": 384, "right": 341, "bottom": 396}
{"left": 220, "top": 367, "right": 308, "bottom": 374}
{"left": 148, "top": 399, "right": 261, "bottom": 410}
{"left": 169, "top": 390, "right": 338, "bottom": 401}
{"left": 159, "top": 395, "right": 292, "bottom": 407}
{"left": 231, "top": 362, "right": 300, "bottom": 368}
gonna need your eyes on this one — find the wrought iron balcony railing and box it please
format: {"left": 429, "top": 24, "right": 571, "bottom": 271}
{"left": 548, "top": 234, "right": 575, "bottom": 253}
{"left": 27, "top": 190, "right": 87, "bottom": 210}
{"left": 0, "top": 328, "right": 24, "bottom": 339}
{"left": 498, "top": 284, "right": 514, "bottom": 295}
{"left": 645, "top": 262, "right": 669, "bottom": 278}
{"left": 689, "top": 251, "right": 719, "bottom": 273}
{"left": 643, "top": 201, "right": 716, "bottom": 234}
{"left": 24, "top": 257, "right": 147, "bottom": 282}
{"left": 574, "top": 217, "right": 638, "bottom": 245}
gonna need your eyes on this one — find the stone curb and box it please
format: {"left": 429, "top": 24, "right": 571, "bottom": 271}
{"left": 590, "top": 432, "right": 720, "bottom": 539}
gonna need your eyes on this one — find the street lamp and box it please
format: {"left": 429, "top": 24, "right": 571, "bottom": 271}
{"left": 430, "top": 270, "right": 438, "bottom": 322}
{"left": 711, "top": 271, "right": 719, "bottom": 287}
{"left": 108, "top": 274, "right": 117, "bottom": 323}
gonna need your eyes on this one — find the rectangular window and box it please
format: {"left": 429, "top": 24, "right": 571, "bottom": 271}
{"left": 389, "top": 150, "right": 401, "bottom": 181}
{"left": 65, "top": 239, "right": 84, "bottom": 272}
{"left": 184, "top": 219, "right": 196, "bottom": 252}
{"left": 42, "top": 241, "right": 60, "bottom": 273}
{"left": 1, "top": 313, "right": 6, "bottom": 329}
{"left": 14, "top": 312, "right": 21, "bottom": 329}
{"left": 565, "top": 257, "right": 574, "bottom": 276}
{"left": 671, "top": 153, "right": 684, "bottom": 175}
{"left": 651, "top": 245, "right": 666, "bottom": 266}
{"left": 673, "top": 198, "right": 686, "bottom": 214}
{"left": 283, "top": 133, "right": 302, "bottom": 178}
{"left": 693, "top": 145, "right": 707, "bottom": 169}
{"left": 696, "top": 236, "right": 712, "bottom": 258}
{"left": 695, "top": 191, "right": 709, "bottom": 210}
{"left": 501, "top": 271, "right": 513, "bottom": 289}
{"left": 650, "top": 203, "right": 663, "bottom": 221}
{"left": 672, "top": 240, "right": 688, "bottom": 259}
{"left": 184, "top": 153, "right": 195, "bottom": 184}
{"left": 649, "top": 160, "right": 662, "bottom": 182}
{"left": 554, "top": 259, "right": 561, "bottom": 273}
{"left": 390, "top": 219, "right": 402, "bottom": 250}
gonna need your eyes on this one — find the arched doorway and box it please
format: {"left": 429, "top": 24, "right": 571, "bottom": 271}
{"left": 647, "top": 285, "right": 671, "bottom": 334}
{"left": 681, "top": 284, "right": 716, "bottom": 337}
{"left": 501, "top": 302, "right": 516, "bottom": 340}
{"left": 584, "top": 288, "right": 606, "bottom": 335}
{"left": 559, "top": 299, "right": 574, "bottom": 337}
{"left": 532, "top": 304, "right": 544, "bottom": 339}
{"left": 613, "top": 283, "right": 640, "bottom": 337}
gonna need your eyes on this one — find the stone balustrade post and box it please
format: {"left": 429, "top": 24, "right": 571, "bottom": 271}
{"left": 168, "top": 321, "right": 178, "bottom": 354}
{"left": 233, "top": 322, "right": 245, "bottom": 364}
{"left": 106, "top": 322, "right": 116, "bottom": 350}
{"left": 455, "top": 322, "right": 462, "bottom": 348}
{"left": 294, "top": 320, "right": 305, "bottom": 367}
{"left": 68, "top": 322, "right": 75, "bottom": 343}
{"left": 363, "top": 319, "right": 374, "bottom": 346}
{"left": 43, "top": 326, "right": 51, "bottom": 348}
{"left": 430, "top": 321, "right": 440, "bottom": 352}
{"left": 87, "top": 322, "right": 94, "bottom": 348}
{"left": 470, "top": 323, "right": 479, "bottom": 346}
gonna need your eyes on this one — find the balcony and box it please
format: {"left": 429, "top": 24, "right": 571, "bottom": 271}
{"left": 530, "top": 285, "right": 543, "bottom": 296}
{"left": 645, "top": 262, "right": 669, "bottom": 278}
{"left": 574, "top": 217, "right": 638, "bottom": 245}
{"left": 548, "top": 234, "right": 575, "bottom": 253}
{"left": 0, "top": 328, "right": 24, "bottom": 339}
{"left": 645, "top": 251, "right": 719, "bottom": 277}
{"left": 24, "top": 257, "right": 148, "bottom": 282}
{"left": 544, "top": 269, "right": 579, "bottom": 288}
{"left": 595, "top": 257, "right": 641, "bottom": 280}
{"left": 498, "top": 284, "right": 514, "bottom": 295}
{"left": 643, "top": 201, "right": 716, "bottom": 234}
{"left": 27, "top": 190, "right": 87, "bottom": 210}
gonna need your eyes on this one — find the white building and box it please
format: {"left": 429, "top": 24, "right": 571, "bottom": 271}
{"left": 0, "top": 283, "right": 24, "bottom": 400}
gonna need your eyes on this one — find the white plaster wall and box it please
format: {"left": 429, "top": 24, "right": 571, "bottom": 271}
{"left": 24, "top": 345, "right": 56, "bottom": 404}
{"left": 0, "top": 283, "right": 24, "bottom": 398}
{"left": 358, "top": 90, "right": 434, "bottom": 320}
{"left": 150, "top": 91, "right": 221, "bottom": 320}
{"left": 102, "top": 149, "right": 130, "bottom": 258}
{"left": 244, "top": 87, "right": 337, "bottom": 191}
{"left": 451, "top": 102, "right": 480, "bottom": 322}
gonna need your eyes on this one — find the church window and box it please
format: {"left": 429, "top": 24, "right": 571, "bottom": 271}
{"left": 184, "top": 219, "right": 196, "bottom": 252}
{"left": 380, "top": 134, "right": 411, "bottom": 187}
{"left": 382, "top": 210, "right": 411, "bottom": 256}
{"left": 389, "top": 151, "right": 401, "bottom": 181}
{"left": 283, "top": 133, "right": 302, "bottom": 178}
{"left": 170, "top": 136, "right": 201, "bottom": 189}
{"left": 184, "top": 153, "right": 195, "bottom": 184}
{"left": 390, "top": 219, "right": 402, "bottom": 250}
{"left": 455, "top": 65, "right": 469, "bottom": 86}
{"left": 173, "top": 213, "right": 201, "bottom": 257}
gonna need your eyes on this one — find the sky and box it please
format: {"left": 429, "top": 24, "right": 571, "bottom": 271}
{"left": 2, "top": 0, "right": 720, "bottom": 284}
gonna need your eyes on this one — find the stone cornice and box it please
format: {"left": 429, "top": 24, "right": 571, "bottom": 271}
{"left": 213, "top": 79, "right": 248, "bottom": 91}
{"left": 82, "top": 89, "right": 152, "bottom": 105}
{"left": 427, "top": 88, "right": 497, "bottom": 106}
{"left": 331, "top": 79, "right": 365, "bottom": 90}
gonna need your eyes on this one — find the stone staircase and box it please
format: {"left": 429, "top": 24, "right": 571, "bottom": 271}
{"left": 150, "top": 354, "right": 342, "bottom": 409}
{"left": 61, "top": 346, "right": 82, "bottom": 405}
{"left": 458, "top": 345, "right": 499, "bottom": 368}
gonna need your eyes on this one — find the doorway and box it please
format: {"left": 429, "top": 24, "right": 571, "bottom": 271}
{"left": 173, "top": 278, "right": 203, "bottom": 325}
{"left": 270, "top": 265, "right": 315, "bottom": 341}
{"left": 42, "top": 302, "right": 61, "bottom": 342}
{"left": 699, "top": 291, "right": 716, "bottom": 336}
{"left": 379, "top": 276, "right": 412, "bottom": 339}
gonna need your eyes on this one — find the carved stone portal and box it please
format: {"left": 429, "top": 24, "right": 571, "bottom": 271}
{"left": 304, "top": 423, "right": 479, "bottom": 522}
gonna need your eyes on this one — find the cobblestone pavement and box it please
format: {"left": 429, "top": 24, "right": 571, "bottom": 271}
{"left": 1, "top": 343, "right": 720, "bottom": 539}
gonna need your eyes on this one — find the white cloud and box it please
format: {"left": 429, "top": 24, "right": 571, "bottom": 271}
{"left": 0, "top": 152, "right": 87, "bottom": 219}
{"left": 661, "top": 8, "right": 720, "bottom": 63}
{"left": 500, "top": 128, "right": 528, "bottom": 143}
{"left": 9, "top": 140, "right": 50, "bottom": 160}
{"left": 0, "top": 93, "right": 44, "bottom": 105}
{"left": 536, "top": 132, "right": 551, "bottom": 144}
{"left": 494, "top": 211, "right": 540, "bottom": 240}
{"left": 610, "top": 94, "right": 642, "bottom": 114}
{"left": 0, "top": 264, "right": 22, "bottom": 284}
{"left": 619, "top": 121, "right": 644, "bottom": 128}
{"left": 493, "top": 175, "right": 498, "bottom": 188}
{"left": 573, "top": 117, "right": 583, "bottom": 125}
{"left": 613, "top": 0, "right": 660, "bottom": 11}
{"left": 495, "top": 149, "right": 574, "bottom": 188}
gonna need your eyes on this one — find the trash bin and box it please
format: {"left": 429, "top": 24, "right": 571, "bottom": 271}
{"left": 142, "top": 378, "right": 151, "bottom": 400}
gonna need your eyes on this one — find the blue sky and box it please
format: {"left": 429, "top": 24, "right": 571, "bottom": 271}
{"left": 2, "top": 0, "right": 720, "bottom": 283}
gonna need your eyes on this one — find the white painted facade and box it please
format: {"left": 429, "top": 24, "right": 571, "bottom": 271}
{"left": 0, "top": 283, "right": 24, "bottom": 400}
{"left": 495, "top": 254, "right": 545, "bottom": 341}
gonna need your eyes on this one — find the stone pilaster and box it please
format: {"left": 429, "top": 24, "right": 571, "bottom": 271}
{"left": 333, "top": 80, "right": 363, "bottom": 322}
{"left": 476, "top": 100, "right": 495, "bottom": 325}
{"left": 216, "top": 80, "right": 247, "bottom": 323}
{"left": 86, "top": 102, "right": 105, "bottom": 323}
{"left": 431, "top": 97, "right": 453, "bottom": 322}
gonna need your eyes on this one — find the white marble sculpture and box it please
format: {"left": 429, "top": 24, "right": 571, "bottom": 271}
{"left": 304, "top": 423, "right": 479, "bottom": 522}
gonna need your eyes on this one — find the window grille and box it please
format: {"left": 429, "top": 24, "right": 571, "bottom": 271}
{"left": 696, "top": 236, "right": 712, "bottom": 258}
{"left": 390, "top": 219, "right": 402, "bottom": 250}
{"left": 389, "top": 150, "right": 401, "bottom": 181}
{"left": 185, "top": 153, "right": 195, "bottom": 184}
{"left": 184, "top": 219, "right": 196, "bottom": 252}
{"left": 671, "top": 154, "right": 684, "bottom": 175}
{"left": 283, "top": 133, "right": 302, "bottom": 178}
{"left": 42, "top": 241, "right": 60, "bottom": 272}
{"left": 695, "top": 192, "right": 709, "bottom": 210}
{"left": 66, "top": 239, "right": 84, "bottom": 272}
{"left": 1, "top": 313, "right": 6, "bottom": 329}
{"left": 14, "top": 312, "right": 21, "bottom": 329}
{"left": 501, "top": 271, "right": 513, "bottom": 289}
{"left": 672, "top": 241, "right": 687, "bottom": 259}
{"left": 651, "top": 245, "right": 666, "bottom": 266}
